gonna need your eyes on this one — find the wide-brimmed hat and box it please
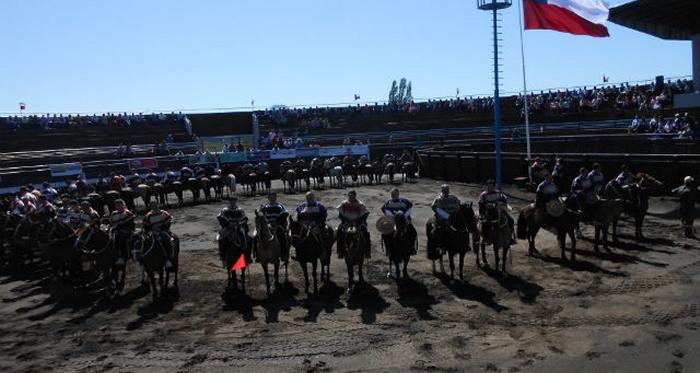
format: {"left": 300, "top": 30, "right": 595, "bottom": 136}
{"left": 375, "top": 215, "right": 395, "bottom": 235}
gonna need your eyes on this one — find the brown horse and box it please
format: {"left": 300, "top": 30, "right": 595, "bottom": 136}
{"left": 517, "top": 201, "right": 579, "bottom": 261}
{"left": 74, "top": 223, "right": 128, "bottom": 298}
{"left": 384, "top": 163, "right": 396, "bottom": 184}
{"left": 133, "top": 230, "right": 180, "bottom": 300}
{"left": 401, "top": 162, "right": 417, "bottom": 183}
{"left": 478, "top": 202, "right": 513, "bottom": 276}
{"left": 253, "top": 211, "right": 282, "bottom": 297}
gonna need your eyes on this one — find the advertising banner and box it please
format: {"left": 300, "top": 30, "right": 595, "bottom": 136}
{"left": 49, "top": 163, "right": 83, "bottom": 178}
{"left": 269, "top": 149, "right": 296, "bottom": 160}
{"left": 127, "top": 158, "right": 158, "bottom": 171}
{"left": 188, "top": 154, "right": 218, "bottom": 165}
{"left": 219, "top": 152, "right": 247, "bottom": 163}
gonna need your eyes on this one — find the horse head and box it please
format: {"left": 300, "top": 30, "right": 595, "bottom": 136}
{"left": 452, "top": 202, "right": 477, "bottom": 233}
{"left": 636, "top": 173, "right": 663, "bottom": 191}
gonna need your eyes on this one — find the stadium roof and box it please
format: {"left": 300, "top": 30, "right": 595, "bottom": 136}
{"left": 609, "top": 0, "right": 700, "bottom": 40}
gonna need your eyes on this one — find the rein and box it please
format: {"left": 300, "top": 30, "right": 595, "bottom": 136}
{"left": 78, "top": 226, "right": 113, "bottom": 255}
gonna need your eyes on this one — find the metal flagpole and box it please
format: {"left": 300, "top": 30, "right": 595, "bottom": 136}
{"left": 517, "top": 0, "right": 533, "bottom": 184}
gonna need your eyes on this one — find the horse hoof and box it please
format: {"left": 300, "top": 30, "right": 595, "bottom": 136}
{"left": 386, "top": 271, "right": 393, "bottom": 279}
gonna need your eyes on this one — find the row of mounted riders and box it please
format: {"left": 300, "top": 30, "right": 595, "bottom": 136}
{"left": 20, "top": 154, "right": 420, "bottom": 217}
{"left": 277, "top": 155, "right": 418, "bottom": 193}
{"left": 0, "top": 205, "right": 179, "bottom": 300}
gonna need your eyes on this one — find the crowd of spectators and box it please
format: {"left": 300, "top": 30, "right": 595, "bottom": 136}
{"left": 628, "top": 112, "right": 699, "bottom": 139}
{"left": 4, "top": 111, "right": 189, "bottom": 132}
{"left": 253, "top": 77, "right": 693, "bottom": 133}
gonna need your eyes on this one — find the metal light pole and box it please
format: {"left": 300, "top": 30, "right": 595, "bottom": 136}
{"left": 478, "top": 0, "right": 511, "bottom": 190}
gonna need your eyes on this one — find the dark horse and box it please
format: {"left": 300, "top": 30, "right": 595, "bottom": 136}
{"left": 610, "top": 173, "right": 663, "bottom": 239}
{"left": 478, "top": 202, "right": 513, "bottom": 276}
{"left": 133, "top": 231, "right": 180, "bottom": 300}
{"left": 426, "top": 203, "right": 479, "bottom": 284}
{"left": 381, "top": 212, "right": 415, "bottom": 283}
{"left": 38, "top": 218, "right": 81, "bottom": 287}
{"left": 517, "top": 200, "right": 579, "bottom": 261}
{"left": 339, "top": 223, "right": 367, "bottom": 292}
{"left": 218, "top": 222, "right": 251, "bottom": 295}
{"left": 74, "top": 223, "right": 126, "bottom": 298}
{"left": 289, "top": 219, "right": 333, "bottom": 296}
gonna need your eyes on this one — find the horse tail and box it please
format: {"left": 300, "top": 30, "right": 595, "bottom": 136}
{"left": 517, "top": 210, "right": 527, "bottom": 239}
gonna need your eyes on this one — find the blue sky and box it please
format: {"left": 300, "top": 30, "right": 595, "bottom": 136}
{"left": 1, "top": 0, "right": 692, "bottom": 115}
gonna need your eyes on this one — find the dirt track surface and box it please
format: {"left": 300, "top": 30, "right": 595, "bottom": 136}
{"left": 1, "top": 178, "right": 700, "bottom": 373}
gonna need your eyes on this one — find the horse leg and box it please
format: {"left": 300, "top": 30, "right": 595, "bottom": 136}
{"left": 594, "top": 226, "right": 601, "bottom": 253}
{"left": 458, "top": 253, "right": 465, "bottom": 281}
{"left": 569, "top": 229, "right": 577, "bottom": 261}
{"left": 448, "top": 255, "right": 456, "bottom": 283}
{"left": 501, "top": 247, "right": 508, "bottom": 275}
{"left": 611, "top": 218, "right": 619, "bottom": 243}
{"left": 347, "top": 263, "right": 354, "bottom": 292}
{"left": 559, "top": 231, "right": 567, "bottom": 261}
{"left": 301, "top": 264, "right": 310, "bottom": 295}
{"left": 263, "top": 264, "right": 271, "bottom": 297}
{"left": 273, "top": 262, "right": 280, "bottom": 293}
{"left": 402, "top": 257, "right": 409, "bottom": 280}
{"left": 358, "top": 261, "right": 364, "bottom": 283}
{"left": 494, "top": 244, "right": 500, "bottom": 272}
{"left": 149, "top": 271, "right": 158, "bottom": 300}
{"left": 311, "top": 261, "right": 319, "bottom": 294}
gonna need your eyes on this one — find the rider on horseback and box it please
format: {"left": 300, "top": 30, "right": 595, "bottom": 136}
{"left": 295, "top": 191, "right": 331, "bottom": 256}
{"left": 616, "top": 164, "right": 637, "bottom": 200}
{"left": 259, "top": 192, "right": 289, "bottom": 258}
{"left": 142, "top": 201, "right": 175, "bottom": 269}
{"left": 180, "top": 166, "right": 194, "bottom": 181}
{"left": 430, "top": 184, "right": 461, "bottom": 249}
{"left": 109, "top": 199, "right": 136, "bottom": 266}
{"left": 217, "top": 196, "right": 250, "bottom": 248}
{"left": 533, "top": 171, "right": 561, "bottom": 224}
{"left": 383, "top": 151, "right": 396, "bottom": 165}
{"left": 337, "top": 190, "right": 371, "bottom": 259}
{"left": 381, "top": 187, "right": 418, "bottom": 254}
{"left": 478, "top": 179, "right": 516, "bottom": 244}
{"left": 587, "top": 163, "right": 606, "bottom": 196}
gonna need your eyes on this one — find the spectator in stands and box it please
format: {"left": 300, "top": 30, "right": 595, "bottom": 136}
{"left": 166, "top": 133, "right": 174, "bottom": 144}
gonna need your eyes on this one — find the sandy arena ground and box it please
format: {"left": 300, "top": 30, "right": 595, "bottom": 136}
{"left": 1, "top": 176, "right": 699, "bottom": 373}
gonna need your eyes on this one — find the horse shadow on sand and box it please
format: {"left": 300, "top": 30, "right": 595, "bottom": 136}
{"left": 575, "top": 236, "right": 671, "bottom": 268}
{"left": 435, "top": 272, "right": 509, "bottom": 313}
{"left": 395, "top": 278, "right": 440, "bottom": 321}
{"left": 346, "top": 282, "right": 391, "bottom": 324}
{"left": 124, "top": 286, "right": 179, "bottom": 331}
{"left": 480, "top": 267, "right": 544, "bottom": 305}
{"left": 533, "top": 250, "right": 632, "bottom": 277}
{"left": 301, "top": 280, "right": 346, "bottom": 323}
{"left": 10, "top": 271, "right": 157, "bottom": 326}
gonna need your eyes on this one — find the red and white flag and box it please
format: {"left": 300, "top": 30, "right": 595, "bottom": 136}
{"left": 251, "top": 99, "right": 255, "bottom": 107}
{"left": 456, "top": 88, "right": 460, "bottom": 96}
{"left": 603, "top": 75, "right": 609, "bottom": 83}
{"left": 524, "top": 0, "right": 609, "bottom": 37}
{"left": 354, "top": 94, "right": 360, "bottom": 101}
{"left": 19, "top": 102, "right": 26, "bottom": 111}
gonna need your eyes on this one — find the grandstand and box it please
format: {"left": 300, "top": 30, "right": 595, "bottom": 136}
{"left": 1, "top": 79, "right": 698, "bottom": 191}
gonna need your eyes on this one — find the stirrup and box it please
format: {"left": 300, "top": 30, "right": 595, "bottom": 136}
{"left": 115, "top": 257, "right": 125, "bottom": 266}
{"left": 165, "top": 260, "right": 174, "bottom": 269}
